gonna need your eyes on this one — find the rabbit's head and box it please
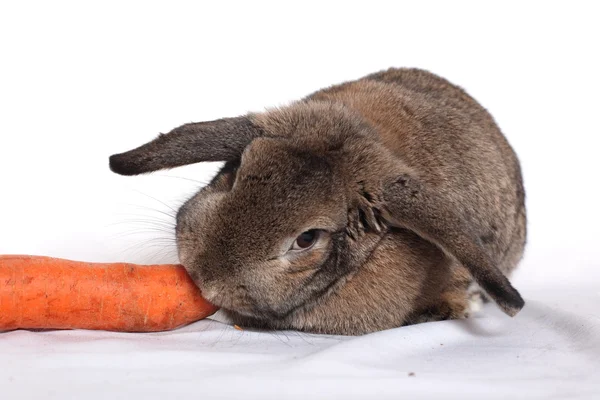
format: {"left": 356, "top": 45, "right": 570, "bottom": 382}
{"left": 109, "top": 102, "right": 393, "bottom": 321}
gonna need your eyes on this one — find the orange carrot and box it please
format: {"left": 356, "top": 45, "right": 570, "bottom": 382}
{"left": 0, "top": 255, "right": 219, "bottom": 332}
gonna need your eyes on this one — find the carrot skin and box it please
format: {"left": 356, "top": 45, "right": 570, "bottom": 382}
{"left": 0, "top": 255, "right": 219, "bottom": 332}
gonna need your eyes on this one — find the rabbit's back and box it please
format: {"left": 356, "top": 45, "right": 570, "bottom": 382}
{"left": 308, "top": 68, "right": 526, "bottom": 277}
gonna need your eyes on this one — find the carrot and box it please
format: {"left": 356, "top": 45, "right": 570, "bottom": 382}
{"left": 0, "top": 255, "right": 219, "bottom": 332}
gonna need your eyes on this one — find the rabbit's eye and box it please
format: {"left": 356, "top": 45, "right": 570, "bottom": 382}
{"left": 291, "top": 229, "right": 321, "bottom": 251}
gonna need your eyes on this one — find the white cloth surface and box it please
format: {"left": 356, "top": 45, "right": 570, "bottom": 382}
{"left": 1, "top": 283, "right": 599, "bottom": 400}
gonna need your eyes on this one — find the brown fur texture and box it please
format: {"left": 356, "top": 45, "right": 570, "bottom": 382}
{"left": 109, "top": 68, "right": 526, "bottom": 335}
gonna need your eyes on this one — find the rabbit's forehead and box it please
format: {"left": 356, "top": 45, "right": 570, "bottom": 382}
{"left": 236, "top": 138, "right": 334, "bottom": 187}
{"left": 226, "top": 176, "right": 330, "bottom": 219}
{"left": 220, "top": 167, "right": 342, "bottom": 235}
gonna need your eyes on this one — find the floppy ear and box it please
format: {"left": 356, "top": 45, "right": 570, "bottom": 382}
{"left": 380, "top": 174, "right": 524, "bottom": 317}
{"left": 109, "top": 116, "right": 263, "bottom": 175}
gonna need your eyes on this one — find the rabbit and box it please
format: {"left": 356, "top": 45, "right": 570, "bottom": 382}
{"left": 109, "top": 68, "right": 527, "bottom": 335}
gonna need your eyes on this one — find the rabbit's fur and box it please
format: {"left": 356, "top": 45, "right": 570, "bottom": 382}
{"left": 110, "top": 68, "right": 526, "bottom": 335}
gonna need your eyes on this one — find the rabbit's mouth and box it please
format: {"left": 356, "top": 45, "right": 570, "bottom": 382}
{"left": 200, "top": 283, "right": 260, "bottom": 315}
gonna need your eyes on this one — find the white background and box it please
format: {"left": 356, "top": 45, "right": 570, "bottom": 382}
{"left": 1, "top": 1, "right": 599, "bottom": 399}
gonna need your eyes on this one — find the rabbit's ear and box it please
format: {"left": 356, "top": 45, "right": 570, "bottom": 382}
{"left": 381, "top": 173, "right": 524, "bottom": 317}
{"left": 109, "top": 116, "right": 262, "bottom": 175}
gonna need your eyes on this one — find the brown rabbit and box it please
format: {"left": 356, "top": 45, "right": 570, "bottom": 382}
{"left": 109, "top": 68, "right": 526, "bottom": 335}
